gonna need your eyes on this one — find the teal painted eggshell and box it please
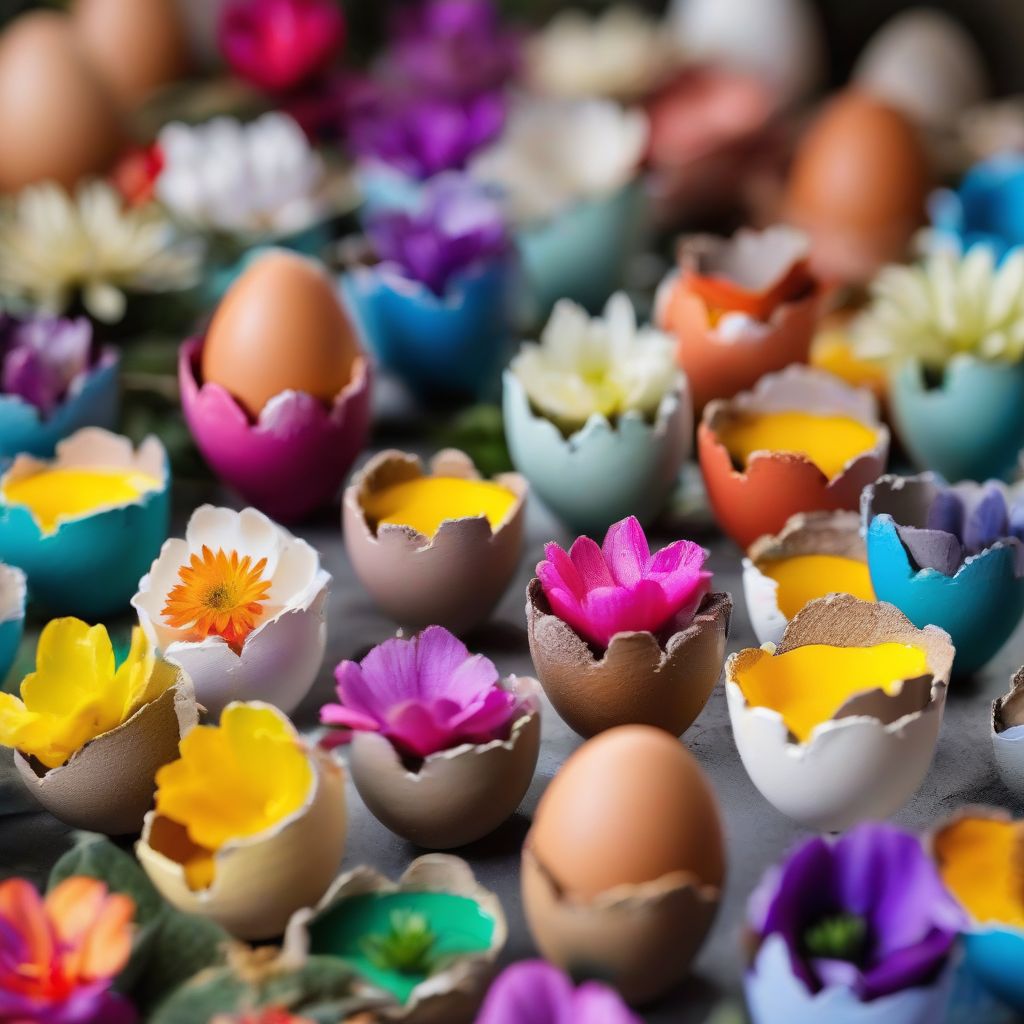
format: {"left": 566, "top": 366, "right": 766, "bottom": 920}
{"left": 962, "top": 928, "right": 1024, "bottom": 1012}
{"left": 889, "top": 356, "right": 1024, "bottom": 481}
{"left": 502, "top": 369, "right": 691, "bottom": 536}
{"left": 356, "top": 164, "right": 423, "bottom": 220}
{"left": 0, "top": 563, "right": 25, "bottom": 684}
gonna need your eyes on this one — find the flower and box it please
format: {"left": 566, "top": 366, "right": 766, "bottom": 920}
{"left": 747, "top": 823, "right": 965, "bottom": 1002}
{"left": 156, "top": 113, "right": 331, "bottom": 238}
{"left": 218, "top": 0, "right": 346, "bottom": 92}
{"left": 320, "top": 625, "right": 522, "bottom": 759}
{"left": 476, "top": 960, "right": 641, "bottom": 1024}
{"left": 510, "top": 293, "right": 679, "bottom": 432}
{"left": 0, "top": 619, "right": 167, "bottom": 769}
{"left": 0, "top": 876, "right": 136, "bottom": 1024}
{"left": 854, "top": 245, "right": 1024, "bottom": 368}
{"left": 0, "top": 182, "right": 201, "bottom": 323}
{"left": 1, "top": 314, "right": 93, "bottom": 416}
{"left": 366, "top": 175, "right": 509, "bottom": 296}
{"left": 153, "top": 703, "right": 315, "bottom": 890}
{"left": 212, "top": 1012, "right": 315, "bottom": 1024}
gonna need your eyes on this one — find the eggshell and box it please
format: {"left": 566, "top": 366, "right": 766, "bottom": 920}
{"left": 699, "top": 366, "right": 889, "bottom": 549}
{"left": 726, "top": 594, "right": 952, "bottom": 831}
{"left": 503, "top": 369, "right": 691, "bottom": 535}
{"left": 342, "top": 448, "right": 527, "bottom": 635}
{"left": 784, "top": 91, "right": 930, "bottom": 284}
{"left": 743, "top": 510, "right": 866, "bottom": 646}
{"left": 0, "top": 12, "right": 122, "bottom": 192}
{"left": 348, "top": 679, "right": 540, "bottom": 850}
{"left": 992, "top": 667, "right": 1024, "bottom": 798}
{"left": 137, "top": 736, "right": 347, "bottom": 941}
{"left": 526, "top": 580, "right": 731, "bottom": 738}
{"left": 285, "top": 854, "right": 507, "bottom": 1024}
{"left": 72, "top": 0, "right": 188, "bottom": 109}
{"left": 202, "top": 250, "right": 362, "bottom": 419}
{"left": 14, "top": 666, "right": 197, "bottom": 836}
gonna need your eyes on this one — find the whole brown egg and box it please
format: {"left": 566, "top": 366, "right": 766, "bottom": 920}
{"left": 201, "top": 250, "right": 363, "bottom": 419}
{"left": 0, "top": 12, "right": 122, "bottom": 193}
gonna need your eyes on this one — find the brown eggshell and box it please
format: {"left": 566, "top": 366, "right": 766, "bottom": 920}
{"left": 748, "top": 509, "right": 867, "bottom": 563}
{"left": 72, "top": 0, "right": 188, "bottom": 109}
{"left": 0, "top": 12, "right": 122, "bottom": 192}
{"left": 521, "top": 844, "right": 719, "bottom": 1006}
{"left": 343, "top": 449, "right": 527, "bottom": 635}
{"left": 202, "top": 250, "right": 362, "bottom": 418}
{"left": 348, "top": 679, "right": 541, "bottom": 849}
{"left": 526, "top": 580, "right": 731, "bottom": 738}
{"left": 14, "top": 665, "right": 197, "bottom": 836}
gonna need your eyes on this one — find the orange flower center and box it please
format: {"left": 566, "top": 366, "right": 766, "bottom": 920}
{"left": 162, "top": 546, "right": 271, "bottom": 652}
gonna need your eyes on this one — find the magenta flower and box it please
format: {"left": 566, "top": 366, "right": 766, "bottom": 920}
{"left": 476, "top": 961, "right": 641, "bottom": 1024}
{"left": 218, "top": 0, "right": 346, "bottom": 92}
{"left": 1, "top": 315, "right": 93, "bottom": 416}
{"left": 537, "top": 516, "right": 712, "bottom": 649}
{"left": 321, "top": 626, "right": 523, "bottom": 759}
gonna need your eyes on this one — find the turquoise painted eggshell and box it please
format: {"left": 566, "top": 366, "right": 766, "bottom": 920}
{"left": 0, "top": 430, "right": 170, "bottom": 619}
{"left": 502, "top": 369, "right": 691, "bottom": 536}
{"left": 0, "top": 563, "right": 26, "bottom": 684}
{"left": 0, "top": 350, "right": 119, "bottom": 460}
{"left": 356, "top": 164, "right": 424, "bottom": 220}
{"left": 888, "top": 355, "right": 1024, "bottom": 481}
{"left": 961, "top": 928, "right": 1024, "bottom": 1013}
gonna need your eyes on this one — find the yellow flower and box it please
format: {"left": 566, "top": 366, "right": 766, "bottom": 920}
{"left": 0, "top": 619, "right": 164, "bottom": 769}
{"left": 154, "top": 704, "right": 313, "bottom": 890}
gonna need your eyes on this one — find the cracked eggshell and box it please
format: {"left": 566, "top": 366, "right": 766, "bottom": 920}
{"left": 348, "top": 678, "right": 541, "bottom": 849}
{"left": 698, "top": 365, "right": 889, "bottom": 549}
{"left": 15, "top": 664, "right": 197, "bottom": 835}
{"left": 285, "top": 854, "right": 507, "bottom": 1024}
{"left": 726, "top": 594, "right": 952, "bottom": 831}
{"left": 0, "top": 563, "right": 26, "bottom": 683}
{"left": 526, "top": 578, "right": 731, "bottom": 738}
{"left": 342, "top": 448, "right": 526, "bottom": 635}
{"left": 503, "top": 368, "right": 691, "bottom": 535}
{"left": 991, "top": 668, "right": 1024, "bottom": 798}
{"left": 0, "top": 428, "right": 169, "bottom": 618}
{"left": 743, "top": 510, "right": 866, "bottom": 646}
{"left": 137, "top": 725, "right": 347, "bottom": 941}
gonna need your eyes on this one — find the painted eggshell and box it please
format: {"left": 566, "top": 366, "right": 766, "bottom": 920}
{"left": 526, "top": 579, "right": 731, "bottom": 738}
{"left": 0, "top": 428, "right": 169, "bottom": 619}
{"left": 699, "top": 365, "right": 889, "bottom": 549}
{"left": 0, "top": 564, "right": 26, "bottom": 684}
{"left": 726, "top": 594, "right": 952, "bottom": 831}
{"left": 15, "top": 666, "right": 197, "bottom": 835}
{"left": 343, "top": 448, "right": 527, "bottom": 635}
{"left": 348, "top": 678, "right": 540, "bottom": 849}
{"left": 743, "top": 510, "right": 866, "bottom": 646}
{"left": 993, "top": 667, "right": 1024, "bottom": 799}
{"left": 503, "top": 369, "right": 691, "bottom": 536}
{"left": 356, "top": 163, "right": 425, "bottom": 220}
{"left": 179, "top": 337, "right": 372, "bottom": 523}
{"left": 888, "top": 355, "right": 1024, "bottom": 483}
{"left": 0, "top": 350, "right": 119, "bottom": 460}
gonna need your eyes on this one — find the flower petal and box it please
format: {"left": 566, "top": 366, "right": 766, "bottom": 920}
{"left": 602, "top": 516, "right": 650, "bottom": 586}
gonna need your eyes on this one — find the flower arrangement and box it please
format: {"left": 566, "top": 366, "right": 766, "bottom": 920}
{"left": 1, "top": 313, "right": 92, "bottom": 415}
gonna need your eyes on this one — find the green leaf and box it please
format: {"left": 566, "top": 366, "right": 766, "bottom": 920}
{"left": 434, "top": 404, "right": 513, "bottom": 478}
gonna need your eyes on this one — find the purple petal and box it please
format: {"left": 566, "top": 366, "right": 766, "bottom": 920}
{"left": 858, "top": 928, "right": 956, "bottom": 1000}
{"left": 963, "top": 484, "right": 1009, "bottom": 554}
{"left": 572, "top": 981, "right": 643, "bottom": 1022}
{"left": 320, "top": 702, "right": 380, "bottom": 733}
{"left": 445, "top": 686, "right": 518, "bottom": 739}
{"left": 357, "top": 635, "right": 422, "bottom": 708}
{"left": 442, "top": 650, "right": 502, "bottom": 704}
{"left": 475, "top": 960, "right": 575, "bottom": 1024}
{"left": 333, "top": 660, "right": 387, "bottom": 724}
{"left": 384, "top": 700, "right": 455, "bottom": 758}
{"left": 603, "top": 516, "right": 651, "bottom": 587}
{"left": 925, "top": 489, "right": 964, "bottom": 538}
{"left": 568, "top": 536, "right": 614, "bottom": 589}
{"left": 413, "top": 625, "right": 476, "bottom": 698}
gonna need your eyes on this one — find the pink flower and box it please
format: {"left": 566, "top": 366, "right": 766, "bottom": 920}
{"left": 321, "top": 626, "right": 523, "bottom": 759}
{"left": 537, "top": 516, "right": 712, "bottom": 648}
{"left": 219, "top": 0, "right": 346, "bottom": 93}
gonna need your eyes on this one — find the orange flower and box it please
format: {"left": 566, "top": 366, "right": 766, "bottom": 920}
{"left": 162, "top": 546, "right": 271, "bottom": 653}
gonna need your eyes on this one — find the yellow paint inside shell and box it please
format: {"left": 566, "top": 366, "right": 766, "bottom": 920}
{"left": 760, "top": 554, "right": 875, "bottom": 619}
{"left": 364, "top": 477, "right": 518, "bottom": 537}
{"left": 2, "top": 468, "right": 162, "bottom": 534}
{"left": 735, "top": 642, "right": 929, "bottom": 742}
{"left": 718, "top": 411, "right": 878, "bottom": 479}
{"left": 935, "top": 817, "right": 1024, "bottom": 928}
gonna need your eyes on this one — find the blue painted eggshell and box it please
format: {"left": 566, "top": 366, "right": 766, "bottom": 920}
{"left": 962, "top": 928, "right": 1024, "bottom": 1013}
{"left": 356, "top": 163, "right": 424, "bottom": 220}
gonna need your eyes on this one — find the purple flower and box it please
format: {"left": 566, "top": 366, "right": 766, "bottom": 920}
{"left": 537, "top": 516, "right": 712, "bottom": 649}
{"left": 320, "top": 625, "right": 523, "bottom": 759}
{"left": 475, "top": 961, "right": 641, "bottom": 1024}
{"left": 748, "top": 823, "right": 966, "bottom": 1002}
{"left": 1, "top": 315, "right": 92, "bottom": 416}
{"left": 367, "top": 175, "right": 509, "bottom": 296}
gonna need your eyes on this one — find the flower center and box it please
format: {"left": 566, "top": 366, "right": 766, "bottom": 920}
{"left": 803, "top": 912, "right": 868, "bottom": 964}
{"left": 362, "top": 910, "right": 438, "bottom": 976}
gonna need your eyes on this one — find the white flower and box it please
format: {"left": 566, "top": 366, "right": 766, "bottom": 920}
{"left": 470, "top": 98, "right": 648, "bottom": 222}
{"left": 526, "top": 6, "right": 676, "bottom": 102}
{"left": 511, "top": 292, "right": 680, "bottom": 428}
{"left": 854, "top": 246, "right": 1024, "bottom": 367}
{"left": 157, "top": 112, "right": 329, "bottom": 237}
{"left": 0, "top": 182, "right": 201, "bottom": 323}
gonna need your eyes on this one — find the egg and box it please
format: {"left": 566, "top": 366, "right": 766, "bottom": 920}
{"left": 784, "top": 90, "right": 930, "bottom": 284}
{"left": 522, "top": 725, "right": 723, "bottom": 1004}
{"left": 72, "top": 0, "right": 188, "bottom": 109}
{"left": 202, "top": 250, "right": 362, "bottom": 419}
{"left": 0, "top": 12, "right": 122, "bottom": 193}
{"left": 992, "top": 666, "right": 1024, "bottom": 800}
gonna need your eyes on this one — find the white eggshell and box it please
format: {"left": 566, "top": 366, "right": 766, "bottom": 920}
{"left": 742, "top": 557, "right": 787, "bottom": 647}
{"left": 993, "top": 725, "right": 1024, "bottom": 798}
